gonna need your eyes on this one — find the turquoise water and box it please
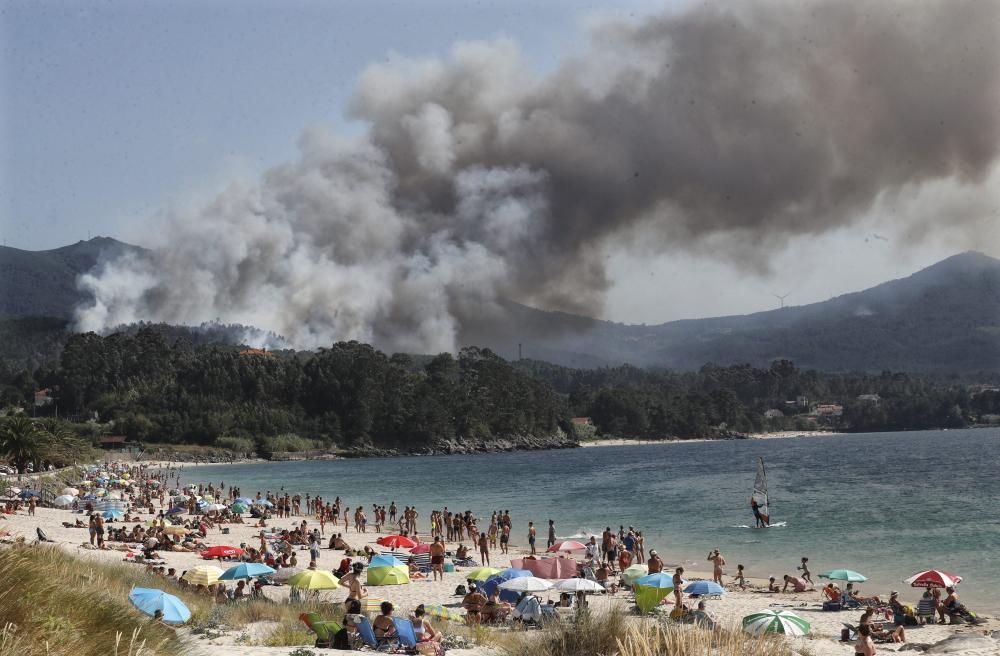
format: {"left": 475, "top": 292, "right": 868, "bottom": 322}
{"left": 182, "top": 428, "right": 1000, "bottom": 610}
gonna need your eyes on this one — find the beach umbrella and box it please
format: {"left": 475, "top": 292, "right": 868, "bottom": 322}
{"left": 219, "top": 563, "right": 276, "bottom": 580}
{"left": 18, "top": 490, "right": 40, "bottom": 499}
{"left": 54, "top": 495, "right": 76, "bottom": 507}
{"left": 496, "top": 568, "right": 533, "bottom": 581}
{"left": 231, "top": 503, "right": 248, "bottom": 514}
{"left": 254, "top": 499, "right": 273, "bottom": 507}
{"left": 636, "top": 573, "right": 680, "bottom": 589}
{"left": 369, "top": 555, "right": 406, "bottom": 569}
{"left": 368, "top": 563, "right": 410, "bottom": 586}
{"left": 235, "top": 497, "right": 253, "bottom": 505}
{"left": 622, "top": 564, "right": 649, "bottom": 586}
{"left": 61, "top": 487, "right": 79, "bottom": 496}
{"left": 377, "top": 535, "right": 418, "bottom": 549}
{"left": 905, "top": 570, "right": 962, "bottom": 588}
{"left": 360, "top": 597, "right": 384, "bottom": 613}
{"left": 498, "top": 576, "right": 552, "bottom": 592}
{"left": 288, "top": 569, "right": 340, "bottom": 590}
{"left": 202, "top": 495, "right": 214, "bottom": 502}
{"left": 272, "top": 566, "right": 302, "bottom": 582}
{"left": 554, "top": 578, "right": 606, "bottom": 593}
{"left": 819, "top": 569, "right": 868, "bottom": 583}
{"left": 182, "top": 565, "right": 223, "bottom": 587}
{"left": 742, "top": 609, "right": 811, "bottom": 636}
{"left": 547, "top": 540, "right": 587, "bottom": 553}
{"left": 166, "top": 506, "right": 185, "bottom": 515}
{"left": 467, "top": 567, "right": 501, "bottom": 582}
{"left": 82, "top": 493, "right": 97, "bottom": 501}
{"left": 129, "top": 588, "right": 191, "bottom": 625}
{"left": 423, "top": 604, "right": 464, "bottom": 622}
{"left": 200, "top": 545, "right": 245, "bottom": 559}
{"left": 102, "top": 509, "right": 124, "bottom": 520}
{"left": 409, "top": 542, "right": 431, "bottom": 554}
{"left": 203, "top": 503, "right": 227, "bottom": 512}
{"left": 684, "top": 581, "right": 725, "bottom": 596}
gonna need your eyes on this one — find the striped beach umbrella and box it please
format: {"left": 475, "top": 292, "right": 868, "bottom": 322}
{"left": 182, "top": 565, "right": 223, "bottom": 586}
{"left": 360, "top": 597, "right": 384, "bottom": 613}
{"left": 742, "top": 609, "right": 811, "bottom": 636}
{"left": 423, "top": 604, "right": 464, "bottom": 622}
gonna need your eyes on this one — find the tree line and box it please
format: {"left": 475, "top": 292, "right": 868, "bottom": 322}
{"left": 2, "top": 329, "right": 998, "bottom": 460}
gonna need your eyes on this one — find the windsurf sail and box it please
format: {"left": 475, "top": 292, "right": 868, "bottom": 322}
{"left": 752, "top": 457, "right": 770, "bottom": 525}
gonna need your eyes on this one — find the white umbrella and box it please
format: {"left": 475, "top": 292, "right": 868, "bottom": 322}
{"left": 554, "top": 578, "right": 606, "bottom": 593}
{"left": 204, "top": 503, "right": 227, "bottom": 512}
{"left": 54, "top": 494, "right": 76, "bottom": 506}
{"left": 499, "top": 576, "right": 552, "bottom": 592}
{"left": 61, "top": 487, "right": 79, "bottom": 496}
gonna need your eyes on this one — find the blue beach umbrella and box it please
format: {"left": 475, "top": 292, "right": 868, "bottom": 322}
{"left": 235, "top": 497, "right": 253, "bottom": 505}
{"left": 166, "top": 506, "right": 185, "bottom": 515}
{"left": 369, "top": 554, "right": 405, "bottom": 569}
{"left": 103, "top": 509, "right": 124, "bottom": 520}
{"left": 82, "top": 493, "right": 97, "bottom": 500}
{"left": 684, "top": 581, "right": 726, "bottom": 595}
{"left": 498, "top": 568, "right": 533, "bottom": 581}
{"left": 254, "top": 499, "right": 273, "bottom": 507}
{"left": 18, "top": 490, "right": 40, "bottom": 499}
{"left": 128, "top": 588, "right": 191, "bottom": 625}
{"left": 219, "top": 563, "right": 276, "bottom": 580}
{"left": 636, "top": 572, "right": 681, "bottom": 589}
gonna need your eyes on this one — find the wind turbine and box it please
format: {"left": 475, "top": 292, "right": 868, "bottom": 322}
{"left": 773, "top": 292, "right": 791, "bottom": 309}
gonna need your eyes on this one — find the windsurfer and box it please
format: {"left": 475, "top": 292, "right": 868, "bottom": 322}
{"left": 751, "top": 497, "right": 768, "bottom": 528}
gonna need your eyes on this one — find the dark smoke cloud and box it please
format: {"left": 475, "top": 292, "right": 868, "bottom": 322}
{"left": 77, "top": 0, "right": 1000, "bottom": 351}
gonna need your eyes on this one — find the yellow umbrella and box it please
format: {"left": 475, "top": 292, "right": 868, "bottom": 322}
{"left": 182, "top": 565, "right": 223, "bottom": 586}
{"left": 288, "top": 569, "right": 340, "bottom": 590}
{"left": 467, "top": 567, "right": 501, "bottom": 582}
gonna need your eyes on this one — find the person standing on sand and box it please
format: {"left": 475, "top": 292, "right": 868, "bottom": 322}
{"left": 430, "top": 536, "right": 446, "bottom": 581}
{"left": 527, "top": 522, "right": 537, "bottom": 555}
{"left": 707, "top": 548, "right": 726, "bottom": 584}
{"left": 478, "top": 531, "right": 490, "bottom": 566}
{"left": 389, "top": 501, "right": 397, "bottom": 523}
{"left": 500, "top": 524, "right": 510, "bottom": 554}
{"left": 547, "top": 520, "right": 556, "bottom": 549}
{"left": 855, "top": 624, "right": 876, "bottom": 656}
{"left": 672, "top": 568, "right": 684, "bottom": 607}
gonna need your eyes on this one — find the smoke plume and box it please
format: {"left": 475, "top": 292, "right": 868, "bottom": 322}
{"left": 76, "top": 0, "right": 1000, "bottom": 352}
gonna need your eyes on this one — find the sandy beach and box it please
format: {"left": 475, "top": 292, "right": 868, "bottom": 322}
{"left": 2, "top": 496, "right": 995, "bottom": 656}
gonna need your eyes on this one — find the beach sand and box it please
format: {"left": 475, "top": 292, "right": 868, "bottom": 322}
{"left": 2, "top": 505, "right": 996, "bottom": 656}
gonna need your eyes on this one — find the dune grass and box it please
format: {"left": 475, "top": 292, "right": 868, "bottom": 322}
{"left": 499, "top": 608, "right": 793, "bottom": 656}
{"left": 0, "top": 545, "right": 194, "bottom": 656}
{"left": 0, "top": 545, "right": 333, "bottom": 655}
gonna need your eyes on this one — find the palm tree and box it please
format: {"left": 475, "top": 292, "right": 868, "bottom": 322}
{"left": 0, "top": 416, "right": 43, "bottom": 474}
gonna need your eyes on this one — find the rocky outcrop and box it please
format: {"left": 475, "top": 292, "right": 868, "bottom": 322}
{"left": 340, "top": 433, "right": 579, "bottom": 458}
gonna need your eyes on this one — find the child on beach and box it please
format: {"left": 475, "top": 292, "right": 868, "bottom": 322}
{"left": 797, "top": 557, "right": 812, "bottom": 583}
{"left": 734, "top": 564, "right": 747, "bottom": 590}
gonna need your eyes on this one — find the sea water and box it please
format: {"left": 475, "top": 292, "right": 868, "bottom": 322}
{"left": 183, "top": 428, "right": 1000, "bottom": 610}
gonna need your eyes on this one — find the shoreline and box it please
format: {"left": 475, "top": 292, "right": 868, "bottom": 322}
{"left": 581, "top": 430, "right": 834, "bottom": 448}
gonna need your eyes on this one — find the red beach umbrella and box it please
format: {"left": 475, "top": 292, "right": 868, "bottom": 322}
{"left": 200, "top": 545, "right": 245, "bottom": 559}
{"left": 547, "top": 540, "right": 588, "bottom": 553}
{"left": 377, "top": 535, "right": 418, "bottom": 549}
{"left": 409, "top": 542, "right": 432, "bottom": 554}
{"left": 905, "top": 570, "right": 963, "bottom": 588}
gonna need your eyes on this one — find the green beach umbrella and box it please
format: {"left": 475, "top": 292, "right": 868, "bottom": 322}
{"left": 819, "top": 569, "right": 867, "bottom": 583}
{"left": 634, "top": 584, "right": 672, "bottom": 613}
{"left": 742, "top": 609, "right": 811, "bottom": 636}
{"left": 622, "top": 564, "right": 649, "bottom": 585}
{"left": 231, "top": 503, "right": 248, "bottom": 514}
{"left": 367, "top": 565, "right": 410, "bottom": 586}
{"left": 467, "top": 567, "right": 501, "bottom": 582}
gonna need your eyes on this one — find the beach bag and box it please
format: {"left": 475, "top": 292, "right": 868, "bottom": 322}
{"left": 454, "top": 585, "right": 467, "bottom": 596}
{"left": 331, "top": 627, "right": 350, "bottom": 650}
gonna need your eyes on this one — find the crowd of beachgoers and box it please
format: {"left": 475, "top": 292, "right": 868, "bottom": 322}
{"left": 1, "top": 460, "right": 996, "bottom": 656}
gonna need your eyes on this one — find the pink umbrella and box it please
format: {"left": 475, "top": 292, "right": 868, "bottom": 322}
{"left": 905, "top": 570, "right": 963, "bottom": 588}
{"left": 200, "top": 545, "right": 245, "bottom": 559}
{"left": 547, "top": 540, "right": 587, "bottom": 553}
{"left": 409, "top": 543, "right": 431, "bottom": 554}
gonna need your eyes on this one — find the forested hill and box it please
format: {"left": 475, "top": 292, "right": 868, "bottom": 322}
{"left": 459, "top": 251, "right": 1000, "bottom": 372}
{"left": 0, "top": 237, "right": 145, "bottom": 319}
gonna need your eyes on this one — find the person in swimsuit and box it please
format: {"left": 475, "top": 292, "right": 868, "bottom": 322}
{"left": 672, "top": 568, "right": 684, "bottom": 607}
{"left": 463, "top": 584, "right": 487, "bottom": 625}
{"left": 430, "top": 536, "right": 446, "bottom": 581}
{"left": 412, "top": 604, "right": 443, "bottom": 644}
{"left": 547, "top": 520, "right": 556, "bottom": 549}
{"left": 707, "top": 548, "right": 726, "bottom": 584}
{"left": 855, "top": 623, "right": 876, "bottom": 656}
{"left": 372, "top": 602, "right": 397, "bottom": 640}
{"left": 527, "top": 522, "right": 536, "bottom": 555}
{"left": 499, "top": 524, "right": 510, "bottom": 554}
{"left": 647, "top": 550, "right": 663, "bottom": 574}
{"left": 478, "top": 532, "right": 490, "bottom": 566}
{"left": 798, "top": 557, "right": 813, "bottom": 583}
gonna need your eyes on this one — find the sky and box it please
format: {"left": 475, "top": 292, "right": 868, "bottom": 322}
{"left": 2, "top": 0, "right": 998, "bottom": 327}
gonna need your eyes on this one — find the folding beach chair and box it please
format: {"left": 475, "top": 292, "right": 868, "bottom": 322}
{"left": 357, "top": 615, "right": 399, "bottom": 652}
{"left": 392, "top": 617, "right": 418, "bottom": 651}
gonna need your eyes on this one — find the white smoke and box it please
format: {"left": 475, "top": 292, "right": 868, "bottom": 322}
{"left": 75, "top": 1, "right": 1000, "bottom": 352}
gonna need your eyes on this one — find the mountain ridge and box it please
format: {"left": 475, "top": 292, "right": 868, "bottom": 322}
{"left": 1, "top": 238, "right": 998, "bottom": 372}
